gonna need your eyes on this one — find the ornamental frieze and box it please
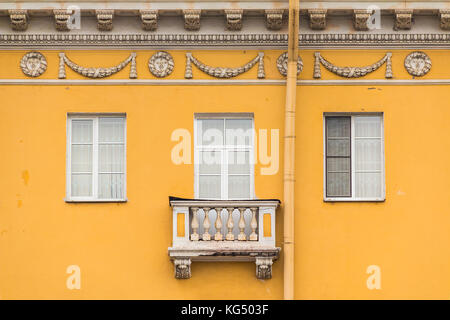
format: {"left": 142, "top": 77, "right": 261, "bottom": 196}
{"left": 148, "top": 51, "right": 174, "bottom": 78}
{"left": 184, "top": 52, "right": 265, "bottom": 79}
{"left": 20, "top": 52, "right": 47, "bottom": 77}
{"left": 313, "top": 52, "right": 393, "bottom": 79}
{"left": 58, "top": 52, "right": 137, "bottom": 79}
{"left": 404, "top": 52, "right": 432, "bottom": 77}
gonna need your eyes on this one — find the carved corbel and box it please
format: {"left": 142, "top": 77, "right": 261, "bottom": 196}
{"left": 225, "top": 9, "right": 243, "bottom": 31}
{"left": 394, "top": 9, "right": 413, "bottom": 30}
{"left": 353, "top": 9, "right": 373, "bottom": 31}
{"left": 439, "top": 9, "right": 450, "bottom": 30}
{"left": 308, "top": 9, "right": 327, "bottom": 30}
{"left": 174, "top": 259, "right": 191, "bottom": 279}
{"left": 8, "top": 10, "right": 29, "bottom": 31}
{"left": 140, "top": 9, "right": 158, "bottom": 31}
{"left": 183, "top": 9, "right": 201, "bottom": 31}
{"left": 265, "top": 9, "right": 284, "bottom": 30}
{"left": 54, "top": 9, "right": 73, "bottom": 31}
{"left": 256, "top": 258, "right": 273, "bottom": 280}
{"left": 96, "top": 9, "right": 114, "bottom": 31}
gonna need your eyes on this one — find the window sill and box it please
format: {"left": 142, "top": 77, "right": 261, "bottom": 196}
{"left": 324, "top": 198, "right": 385, "bottom": 202}
{"left": 65, "top": 198, "right": 128, "bottom": 203}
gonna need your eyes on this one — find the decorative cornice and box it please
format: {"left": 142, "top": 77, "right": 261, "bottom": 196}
{"left": 439, "top": 9, "right": 450, "bottom": 30}
{"left": 225, "top": 9, "right": 243, "bottom": 31}
{"left": 353, "top": 9, "right": 372, "bottom": 31}
{"left": 265, "top": 9, "right": 284, "bottom": 31}
{"left": 96, "top": 9, "right": 114, "bottom": 31}
{"left": 394, "top": 9, "right": 413, "bottom": 31}
{"left": 183, "top": 9, "right": 201, "bottom": 31}
{"left": 8, "top": 10, "right": 29, "bottom": 31}
{"left": 140, "top": 9, "right": 158, "bottom": 31}
{"left": 53, "top": 9, "right": 72, "bottom": 32}
{"left": 3, "top": 33, "right": 450, "bottom": 48}
{"left": 308, "top": 9, "right": 327, "bottom": 31}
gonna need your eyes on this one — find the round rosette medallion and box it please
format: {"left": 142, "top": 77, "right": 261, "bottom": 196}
{"left": 20, "top": 52, "right": 47, "bottom": 77}
{"left": 148, "top": 51, "right": 175, "bottom": 78}
{"left": 404, "top": 51, "right": 432, "bottom": 77}
{"left": 276, "top": 52, "right": 303, "bottom": 76}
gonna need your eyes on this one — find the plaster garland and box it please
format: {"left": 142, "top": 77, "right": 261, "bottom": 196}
{"left": 404, "top": 51, "right": 432, "bottom": 77}
{"left": 58, "top": 52, "right": 137, "bottom": 79}
{"left": 185, "top": 52, "right": 265, "bottom": 79}
{"left": 313, "top": 52, "right": 393, "bottom": 79}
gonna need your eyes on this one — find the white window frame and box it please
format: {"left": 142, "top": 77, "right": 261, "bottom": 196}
{"left": 66, "top": 113, "right": 127, "bottom": 202}
{"left": 323, "top": 113, "right": 385, "bottom": 202}
{"left": 194, "top": 114, "right": 255, "bottom": 200}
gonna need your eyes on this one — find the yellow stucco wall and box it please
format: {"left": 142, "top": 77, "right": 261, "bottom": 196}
{"left": 0, "top": 49, "right": 449, "bottom": 299}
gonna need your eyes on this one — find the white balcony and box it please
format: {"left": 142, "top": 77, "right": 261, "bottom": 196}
{"left": 168, "top": 197, "right": 280, "bottom": 279}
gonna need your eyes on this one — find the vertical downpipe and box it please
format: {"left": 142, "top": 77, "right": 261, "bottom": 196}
{"left": 283, "top": 0, "right": 299, "bottom": 300}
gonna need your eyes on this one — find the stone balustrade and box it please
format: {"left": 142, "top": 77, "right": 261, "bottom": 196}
{"left": 168, "top": 197, "right": 280, "bottom": 280}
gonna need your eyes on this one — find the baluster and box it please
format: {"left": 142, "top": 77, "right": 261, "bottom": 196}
{"left": 238, "top": 207, "right": 247, "bottom": 241}
{"left": 226, "top": 207, "right": 235, "bottom": 241}
{"left": 214, "top": 208, "right": 223, "bottom": 241}
{"left": 202, "top": 207, "right": 211, "bottom": 241}
{"left": 190, "top": 207, "right": 199, "bottom": 241}
{"left": 249, "top": 207, "right": 258, "bottom": 241}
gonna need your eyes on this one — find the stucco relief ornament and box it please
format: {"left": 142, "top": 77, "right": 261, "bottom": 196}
{"left": 185, "top": 52, "right": 265, "bottom": 79}
{"left": 148, "top": 51, "right": 174, "bottom": 78}
{"left": 313, "top": 52, "right": 393, "bottom": 79}
{"left": 276, "top": 52, "right": 303, "bottom": 76}
{"left": 404, "top": 51, "right": 431, "bottom": 77}
{"left": 58, "top": 52, "right": 137, "bottom": 79}
{"left": 20, "top": 52, "right": 47, "bottom": 77}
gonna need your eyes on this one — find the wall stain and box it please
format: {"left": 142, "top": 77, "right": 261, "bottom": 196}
{"left": 17, "top": 199, "right": 22, "bottom": 208}
{"left": 21, "top": 170, "right": 29, "bottom": 186}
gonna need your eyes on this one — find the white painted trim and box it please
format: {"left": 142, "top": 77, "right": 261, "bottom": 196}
{"left": 194, "top": 116, "right": 255, "bottom": 200}
{"left": 170, "top": 200, "right": 280, "bottom": 208}
{"left": 3, "top": 79, "right": 450, "bottom": 86}
{"left": 66, "top": 114, "right": 127, "bottom": 202}
{"left": 323, "top": 113, "right": 386, "bottom": 202}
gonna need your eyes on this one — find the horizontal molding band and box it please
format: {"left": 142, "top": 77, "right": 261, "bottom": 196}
{"left": 2, "top": 33, "right": 450, "bottom": 48}
{"left": 1, "top": 79, "right": 450, "bottom": 86}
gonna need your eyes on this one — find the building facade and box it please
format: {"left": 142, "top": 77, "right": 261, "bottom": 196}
{"left": 1, "top": 0, "right": 450, "bottom": 299}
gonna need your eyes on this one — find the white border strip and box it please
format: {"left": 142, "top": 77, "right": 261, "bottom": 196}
{"left": 1, "top": 79, "right": 450, "bottom": 86}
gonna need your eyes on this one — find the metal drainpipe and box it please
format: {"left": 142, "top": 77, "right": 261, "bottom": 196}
{"left": 283, "top": 0, "right": 299, "bottom": 300}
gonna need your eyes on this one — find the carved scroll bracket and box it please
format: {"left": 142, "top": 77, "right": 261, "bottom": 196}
{"left": 185, "top": 52, "right": 265, "bottom": 79}
{"left": 58, "top": 52, "right": 137, "bottom": 79}
{"left": 314, "top": 52, "right": 393, "bottom": 79}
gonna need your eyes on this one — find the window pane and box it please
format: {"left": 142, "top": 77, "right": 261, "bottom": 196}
{"left": 98, "top": 173, "right": 124, "bottom": 199}
{"left": 99, "top": 118, "right": 124, "bottom": 143}
{"left": 199, "top": 175, "right": 221, "bottom": 199}
{"left": 99, "top": 144, "right": 124, "bottom": 172}
{"left": 72, "top": 120, "right": 93, "bottom": 143}
{"left": 71, "top": 174, "right": 92, "bottom": 197}
{"left": 327, "top": 138, "right": 350, "bottom": 157}
{"left": 355, "top": 139, "right": 382, "bottom": 171}
{"left": 327, "top": 157, "right": 350, "bottom": 173}
{"left": 71, "top": 144, "right": 92, "bottom": 173}
{"left": 228, "top": 175, "right": 250, "bottom": 199}
{"left": 198, "top": 119, "right": 224, "bottom": 146}
{"left": 327, "top": 172, "right": 351, "bottom": 197}
{"left": 228, "top": 151, "right": 250, "bottom": 174}
{"left": 326, "top": 117, "right": 350, "bottom": 138}
{"left": 225, "top": 119, "right": 252, "bottom": 146}
{"left": 355, "top": 116, "right": 381, "bottom": 137}
{"left": 355, "top": 172, "right": 382, "bottom": 198}
{"left": 199, "top": 151, "right": 221, "bottom": 174}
